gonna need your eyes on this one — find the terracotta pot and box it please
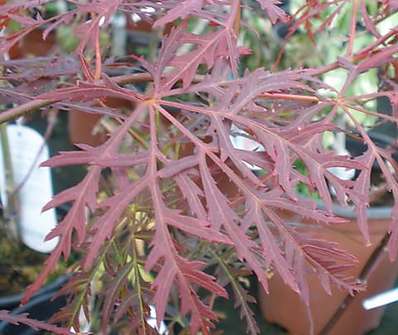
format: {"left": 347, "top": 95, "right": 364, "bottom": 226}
{"left": 68, "top": 97, "right": 134, "bottom": 147}
{"left": 9, "top": 29, "right": 56, "bottom": 59}
{"left": 68, "top": 111, "right": 105, "bottom": 147}
{"left": 259, "top": 211, "right": 398, "bottom": 335}
{"left": 125, "top": 13, "right": 175, "bottom": 35}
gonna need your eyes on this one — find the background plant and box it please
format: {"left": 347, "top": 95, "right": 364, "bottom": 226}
{"left": 0, "top": 1, "right": 397, "bottom": 334}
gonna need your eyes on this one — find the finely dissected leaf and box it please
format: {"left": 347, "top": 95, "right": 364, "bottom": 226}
{"left": 154, "top": 0, "right": 204, "bottom": 28}
{"left": 42, "top": 146, "right": 149, "bottom": 168}
{"left": 142, "top": 20, "right": 241, "bottom": 92}
{"left": 198, "top": 153, "right": 273, "bottom": 293}
{"left": 349, "top": 150, "right": 374, "bottom": 244}
{"left": 214, "top": 251, "right": 260, "bottom": 335}
{"left": 1, "top": 56, "right": 80, "bottom": 82}
{"left": 101, "top": 262, "right": 134, "bottom": 332}
{"left": 356, "top": 44, "right": 398, "bottom": 73}
{"left": 22, "top": 168, "right": 101, "bottom": 304}
{"left": 23, "top": 106, "right": 145, "bottom": 303}
{"left": 360, "top": 0, "right": 381, "bottom": 38}
{"left": 255, "top": 0, "right": 289, "bottom": 24}
{"left": 83, "top": 178, "right": 148, "bottom": 269}
{"left": 144, "top": 109, "right": 229, "bottom": 334}
{"left": 146, "top": 183, "right": 228, "bottom": 334}
{"left": 164, "top": 208, "right": 233, "bottom": 244}
{"left": 48, "top": 273, "right": 93, "bottom": 331}
{"left": 0, "top": 310, "right": 74, "bottom": 335}
{"left": 1, "top": 1, "right": 397, "bottom": 335}
{"left": 39, "top": 81, "right": 142, "bottom": 104}
{"left": 175, "top": 172, "right": 208, "bottom": 220}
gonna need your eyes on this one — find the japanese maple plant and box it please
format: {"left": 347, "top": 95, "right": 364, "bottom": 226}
{"left": 0, "top": 0, "right": 398, "bottom": 334}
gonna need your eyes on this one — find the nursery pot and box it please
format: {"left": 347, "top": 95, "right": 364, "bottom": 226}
{"left": 259, "top": 206, "right": 397, "bottom": 335}
{"left": 68, "top": 97, "right": 135, "bottom": 146}
{"left": 9, "top": 29, "right": 56, "bottom": 59}
{"left": 68, "top": 110, "right": 105, "bottom": 146}
{"left": 0, "top": 276, "right": 68, "bottom": 335}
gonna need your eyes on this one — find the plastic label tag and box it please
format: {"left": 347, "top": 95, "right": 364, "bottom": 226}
{"left": 0, "top": 124, "right": 58, "bottom": 253}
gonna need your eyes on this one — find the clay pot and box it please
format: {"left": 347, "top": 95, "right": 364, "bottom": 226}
{"left": 68, "top": 111, "right": 105, "bottom": 147}
{"left": 68, "top": 97, "right": 134, "bottom": 147}
{"left": 9, "top": 29, "right": 56, "bottom": 59}
{"left": 126, "top": 15, "right": 153, "bottom": 33}
{"left": 259, "top": 209, "right": 397, "bottom": 335}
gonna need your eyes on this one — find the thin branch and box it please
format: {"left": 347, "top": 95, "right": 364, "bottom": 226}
{"left": 0, "top": 99, "right": 55, "bottom": 124}
{"left": 0, "top": 310, "right": 75, "bottom": 335}
{"left": 319, "top": 232, "right": 391, "bottom": 335}
{"left": 1, "top": 74, "right": 321, "bottom": 125}
{"left": 260, "top": 92, "right": 319, "bottom": 104}
{"left": 109, "top": 71, "right": 153, "bottom": 85}
{"left": 346, "top": 0, "right": 359, "bottom": 57}
{"left": 0, "top": 72, "right": 153, "bottom": 124}
{"left": 309, "top": 29, "right": 398, "bottom": 76}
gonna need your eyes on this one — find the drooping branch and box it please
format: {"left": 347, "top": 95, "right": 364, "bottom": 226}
{"left": 0, "top": 99, "right": 55, "bottom": 124}
{"left": 0, "top": 310, "right": 75, "bottom": 335}
{"left": 0, "top": 72, "right": 152, "bottom": 123}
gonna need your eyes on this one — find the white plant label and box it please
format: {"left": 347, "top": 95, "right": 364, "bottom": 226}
{"left": 0, "top": 124, "right": 58, "bottom": 253}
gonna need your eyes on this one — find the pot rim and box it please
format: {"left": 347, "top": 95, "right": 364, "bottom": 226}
{"left": 316, "top": 202, "right": 392, "bottom": 220}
